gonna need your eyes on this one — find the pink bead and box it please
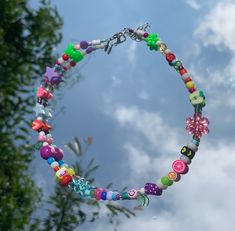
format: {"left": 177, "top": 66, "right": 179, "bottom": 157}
{"left": 74, "top": 44, "right": 80, "bottom": 50}
{"left": 94, "top": 188, "right": 103, "bottom": 200}
{"left": 172, "top": 160, "right": 189, "bottom": 174}
{"left": 128, "top": 189, "right": 138, "bottom": 199}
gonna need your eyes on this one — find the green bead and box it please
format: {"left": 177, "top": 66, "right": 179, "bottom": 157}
{"left": 161, "top": 176, "right": 173, "bottom": 186}
{"left": 137, "top": 194, "right": 149, "bottom": 207}
{"left": 64, "top": 43, "right": 84, "bottom": 62}
{"left": 145, "top": 33, "right": 160, "bottom": 51}
{"left": 121, "top": 192, "right": 130, "bottom": 200}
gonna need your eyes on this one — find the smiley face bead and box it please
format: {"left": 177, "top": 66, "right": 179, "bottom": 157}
{"left": 172, "top": 160, "right": 189, "bottom": 174}
{"left": 128, "top": 189, "right": 139, "bottom": 199}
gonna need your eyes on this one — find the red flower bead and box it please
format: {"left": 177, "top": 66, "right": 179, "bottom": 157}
{"left": 166, "top": 53, "right": 176, "bottom": 63}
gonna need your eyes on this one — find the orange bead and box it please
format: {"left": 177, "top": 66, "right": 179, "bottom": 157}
{"left": 54, "top": 166, "right": 60, "bottom": 172}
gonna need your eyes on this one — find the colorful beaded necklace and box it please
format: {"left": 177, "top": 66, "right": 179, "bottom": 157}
{"left": 32, "top": 24, "right": 209, "bottom": 207}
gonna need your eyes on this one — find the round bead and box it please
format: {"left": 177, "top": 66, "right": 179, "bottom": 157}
{"left": 40, "top": 145, "right": 55, "bottom": 160}
{"left": 106, "top": 191, "right": 113, "bottom": 200}
{"left": 166, "top": 53, "right": 176, "bottom": 63}
{"left": 156, "top": 179, "right": 168, "bottom": 190}
{"left": 172, "top": 160, "right": 189, "bottom": 174}
{"left": 167, "top": 171, "right": 181, "bottom": 182}
{"left": 139, "top": 187, "right": 145, "bottom": 194}
{"left": 112, "top": 192, "right": 118, "bottom": 201}
{"left": 70, "top": 61, "right": 76, "bottom": 67}
{"left": 67, "top": 168, "right": 75, "bottom": 176}
{"left": 47, "top": 157, "right": 55, "bottom": 165}
{"left": 50, "top": 161, "right": 59, "bottom": 168}
{"left": 128, "top": 189, "right": 138, "bottom": 199}
{"left": 181, "top": 73, "right": 190, "bottom": 80}
{"left": 101, "top": 191, "right": 107, "bottom": 200}
{"left": 161, "top": 176, "right": 173, "bottom": 186}
{"left": 159, "top": 43, "right": 167, "bottom": 53}
{"left": 74, "top": 44, "right": 80, "bottom": 50}
{"left": 180, "top": 155, "right": 192, "bottom": 165}
{"left": 186, "top": 81, "right": 195, "bottom": 89}
{"left": 143, "top": 32, "right": 149, "bottom": 38}
{"left": 54, "top": 147, "right": 64, "bottom": 161}
{"left": 58, "top": 160, "right": 64, "bottom": 166}
{"left": 80, "top": 41, "right": 89, "bottom": 49}
{"left": 62, "top": 54, "right": 69, "bottom": 61}
{"left": 184, "top": 77, "right": 192, "bottom": 83}
{"left": 189, "top": 88, "right": 196, "bottom": 93}
{"left": 53, "top": 166, "right": 60, "bottom": 172}
{"left": 187, "top": 142, "right": 199, "bottom": 152}
{"left": 180, "top": 68, "right": 187, "bottom": 75}
{"left": 94, "top": 188, "right": 103, "bottom": 200}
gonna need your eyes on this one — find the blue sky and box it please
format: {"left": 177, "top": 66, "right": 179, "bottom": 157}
{"left": 30, "top": 0, "right": 235, "bottom": 230}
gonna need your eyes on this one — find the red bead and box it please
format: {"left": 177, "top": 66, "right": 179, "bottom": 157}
{"left": 62, "top": 54, "right": 69, "bottom": 61}
{"left": 54, "top": 166, "right": 60, "bottom": 172}
{"left": 179, "top": 68, "right": 187, "bottom": 75}
{"left": 166, "top": 53, "right": 176, "bottom": 63}
{"left": 63, "top": 66, "right": 68, "bottom": 71}
{"left": 70, "top": 61, "right": 76, "bottom": 67}
{"left": 184, "top": 77, "right": 192, "bottom": 83}
{"left": 60, "top": 174, "right": 72, "bottom": 187}
{"left": 55, "top": 60, "right": 60, "bottom": 65}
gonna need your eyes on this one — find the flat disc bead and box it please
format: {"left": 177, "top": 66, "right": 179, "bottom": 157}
{"left": 167, "top": 171, "right": 181, "bottom": 182}
{"left": 172, "top": 160, "right": 189, "bottom": 174}
{"left": 106, "top": 191, "right": 113, "bottom": 200}
{"left": 180, "top": 155, "right": 192, "bottom": 165}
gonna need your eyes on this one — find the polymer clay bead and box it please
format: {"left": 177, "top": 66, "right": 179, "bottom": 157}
{"left": 172, "top": 160, "right": 189, "bottom": 174}
{"left": 180, "top": 146, "right": 195, "bottom": 159}
{"left": 128, "top": 189, "right": 139, "bottom": 199}
{"left": 167, "top": 171, "right": 181, "bottom": 182}
{"left": 144, "top": 183, "right": 162, "bottom": 196}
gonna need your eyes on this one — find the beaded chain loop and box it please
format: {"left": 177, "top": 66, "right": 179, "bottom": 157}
{"left": 32, "top": 24, "right": 209, "bottom": 207}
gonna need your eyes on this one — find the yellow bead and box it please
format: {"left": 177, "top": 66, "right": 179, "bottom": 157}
{"left": 186, "top": 81, "right": 195, "bottom": 89}
{"left": 67, "top": 168, "right": 75, "bottom": 176}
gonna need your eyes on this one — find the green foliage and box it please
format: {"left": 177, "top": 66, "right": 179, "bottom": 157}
{"left": 0, "top": 0, "right": 63, "bottom": 230}
{"left": 40, "top": 137, "right": 135, "bottom": 231}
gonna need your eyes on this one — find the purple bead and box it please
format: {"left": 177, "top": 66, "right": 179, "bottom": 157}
{"left": 54, "top": 147, "right": 64, "bottom": 161}
{"left": 144, "top": 182, "right": 162, "bottom": 196}
{"left": 40, "top": 145, "right": 55, "bottom": 160}
{"left": 86, "top": 47, "right": 95, "bottom": 54}
{"left": 80, "top": 41, "right": 88, "bottom": 49}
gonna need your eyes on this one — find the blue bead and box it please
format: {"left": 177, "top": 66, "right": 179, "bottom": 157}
{"left": 47, "top": 157, "right": 55, "bottom": 165}
{"left": 101, "top": 191, "right": 107, "bottom": 200}
{"left": 58, "top": 160, "right": 64, "bottom": 166}
{"left": 112, "top": 193, "right": 117, "bottom": 201}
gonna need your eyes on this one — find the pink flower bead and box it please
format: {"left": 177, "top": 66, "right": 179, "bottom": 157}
{"left": 172, "top": 160, "right": 189, "bottom": 174}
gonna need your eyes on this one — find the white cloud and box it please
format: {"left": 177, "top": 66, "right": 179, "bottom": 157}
{"left": 113, "top": 105, "right": 183, "bottom": 153}
{"left": 194, "top": 1, "right": 235, "bottom": 85}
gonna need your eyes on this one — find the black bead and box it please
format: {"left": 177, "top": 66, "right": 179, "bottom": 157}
{"left": 180, "top": 146, "right": 195, "bottom": 159}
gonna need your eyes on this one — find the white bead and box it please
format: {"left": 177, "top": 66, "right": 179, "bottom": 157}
{"left": 187, "top": 142, "right": 198, "bottom": 152}
{"left": 91, "top": 40, "right": 101, "bottom": 45}
{"left": 58, "top": 57, "right": 65, "bottom": 65}
{"left": 139, "top": 187, "right": 145, "bottom": 194}
{"left": 135, "top": 30, "right": 145, "bottom": 36}
{"left": 180, "top": 155, "right": 192, "bottom": 165}
{"left": 106, "top": 191, "right": 113, "bottom": 200}
{"left": 42, "top": 142, "right": 49, "bottom": 146}
{"left": 51, "top": 161, "right": 59, "bottom": 168}
{"left": 95, "top": 44, "right": 106, "bottom": 49}
{"left": 156, "top": 179, "right": 168, "bottom": 190}
{"left": 156, "top": 40, "right": 163, "bottom": 45}
{"left": 164, "top": 49, "right": 171, "bottom": 54}
{"left": 61, "top": 163, "right": 69, "bottom": 168}
{"left": 39, "top": 131, "right": 45, "bottom": 136}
